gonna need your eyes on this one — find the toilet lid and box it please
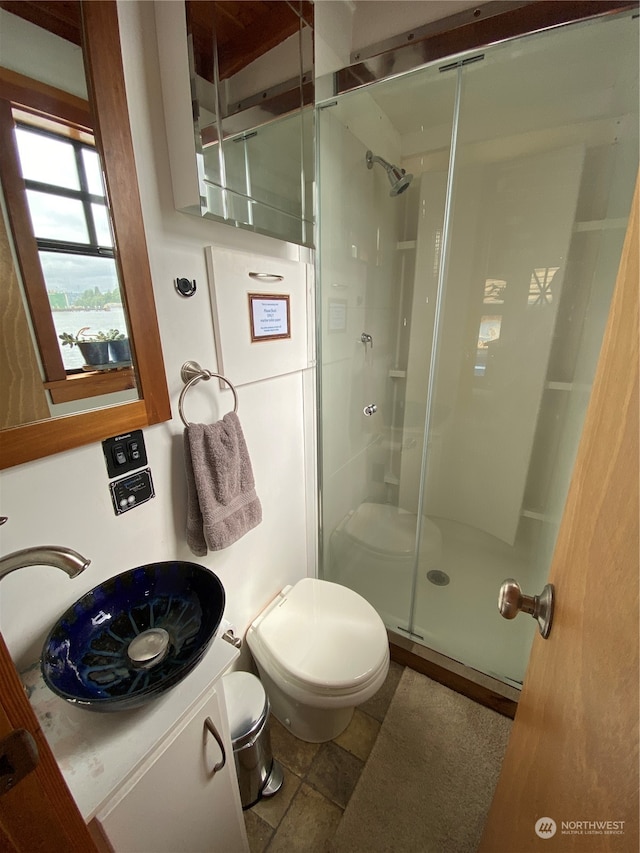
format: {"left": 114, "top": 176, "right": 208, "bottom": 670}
{"left": 255, "top": 578, "right": 388, "bottom": 691}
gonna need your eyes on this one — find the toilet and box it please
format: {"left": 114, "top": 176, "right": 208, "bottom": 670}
{"left": 246, "top": 577, "right": 389, "bottom": 743}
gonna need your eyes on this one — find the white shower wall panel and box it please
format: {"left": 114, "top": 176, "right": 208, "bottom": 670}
{"left": 421, "top": 145, "right": 585, "bottom": 545}
{"left": 320, "top": 104, "right": 406, "bottom": 537}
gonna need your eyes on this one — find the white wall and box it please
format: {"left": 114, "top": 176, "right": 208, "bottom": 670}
{"left": 0, "top": 8, "right": 86, "bottom": 98}
{"left": 0, "top": 1, "right": 315, "bottom": 671}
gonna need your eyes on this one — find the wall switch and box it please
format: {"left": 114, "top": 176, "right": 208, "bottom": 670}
{"left": 127, "top": 439, "right": 141, "bottom": 463}
{"left": 112, "top": 445, "right": 127, "bottom": 467}
{"left": 103, "top": 430, "right": 148, "bottom": 479}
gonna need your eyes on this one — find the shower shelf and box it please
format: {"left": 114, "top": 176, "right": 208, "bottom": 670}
{"left": 379, "top": 437, "right": 417, "bottom": 452}
{"left": 545, "top": 381, "right": 592, "bottom": 392}
{"left": 388, "top": 369, "right": 407, "bottom": 378}
{"left": 384, "top": 472, "right": 400, "bottom": 486}
{"left": 573, "top": 217, "right": 627, "bottom": 233}
{"left": 521, "top": 509, "right": 551, "bottom": 522}
{"left": 545, "top": 381, "right": 573, "bottom": 391}
{"left": 396, "top": 240, "right": 417, "bottom": 250}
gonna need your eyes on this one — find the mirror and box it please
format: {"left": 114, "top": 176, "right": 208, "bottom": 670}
{"left": 0, "top": 1, "right": 171, "bottom": 469}
{"left": 0, "top": 6, "right": 137, "bottom": 426}
{"left": 158, "top": 1, "right": 314, "bottom": 248}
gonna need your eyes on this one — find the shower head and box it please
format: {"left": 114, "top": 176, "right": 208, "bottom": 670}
{"left": 366, "top": 150, "right": 413, "bottom": 196}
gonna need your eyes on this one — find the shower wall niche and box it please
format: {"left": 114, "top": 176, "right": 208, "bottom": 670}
{"left": 317, "top": 9, "right": 638, "bottom": 687}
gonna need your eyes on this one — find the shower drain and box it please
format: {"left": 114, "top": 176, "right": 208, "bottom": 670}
{"left": 427, "top": 569, "right": 450, "bottom": 586}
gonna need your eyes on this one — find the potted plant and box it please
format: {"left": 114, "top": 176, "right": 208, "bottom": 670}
{"left": 59, "top": 327, "right": 110, "bottom": 366}
{"left": 104, "top": 329, "right": 131, "bottom": 364}
{"left": 59, "top": 328, "right": 131, "bottom": 366}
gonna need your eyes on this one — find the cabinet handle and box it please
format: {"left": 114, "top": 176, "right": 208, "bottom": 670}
{"left": 204, "top": 717, "right": 226, "bottom": 775}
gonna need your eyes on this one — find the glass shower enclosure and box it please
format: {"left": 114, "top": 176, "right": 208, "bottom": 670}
{"left": 317, "top": 10, "right": 638, "bottom": 688}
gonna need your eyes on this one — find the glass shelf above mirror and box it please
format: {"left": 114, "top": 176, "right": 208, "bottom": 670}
{"left": 156, "top": 1, "right": 314, "bottom": 249}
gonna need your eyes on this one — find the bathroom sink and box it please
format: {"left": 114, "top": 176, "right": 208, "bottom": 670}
{"left": 41, "top": 561, "right": 225, "bottom": 711}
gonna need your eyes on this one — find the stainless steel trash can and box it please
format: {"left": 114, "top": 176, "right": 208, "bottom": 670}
{"left": 223, "top": 671, "right": 283, "bottom": 809}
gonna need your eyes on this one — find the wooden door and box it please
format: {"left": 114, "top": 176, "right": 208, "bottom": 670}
{"left": 0, "top": 633, "right": 96, "bottom": 852}
{"left": 480, "top": 181, "right": 639, "bottom": 851}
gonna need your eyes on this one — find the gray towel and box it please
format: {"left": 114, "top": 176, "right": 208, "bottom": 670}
{"left": 184, "top": 412, "right": 262, "bottom": 554}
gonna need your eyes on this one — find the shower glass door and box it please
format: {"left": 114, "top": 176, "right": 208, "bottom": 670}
{"left": 317, "top": 63, "right": 458, "bottom": 635}
{"left": 317, "top": 10, "right": 638, "bottom": 687}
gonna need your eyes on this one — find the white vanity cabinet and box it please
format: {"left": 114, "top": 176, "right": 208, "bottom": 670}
{"left": 23, "top": 635, "right": 247, "bottom": 850}
{"left": 94, "top": 683, "right": 248, "bottom": 853}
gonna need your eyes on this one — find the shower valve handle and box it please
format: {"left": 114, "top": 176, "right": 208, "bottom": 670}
{"left": 498, "top": 579, "right": 554, "bottom": 639}
{"left": 363, "top": 403, "right": 377, "bottom": 417}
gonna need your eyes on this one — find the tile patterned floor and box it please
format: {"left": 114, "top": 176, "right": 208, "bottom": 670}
{"left": 244, "top": 661, "right": 404, "bottom": 853}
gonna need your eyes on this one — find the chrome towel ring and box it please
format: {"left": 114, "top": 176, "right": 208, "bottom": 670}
{"left": 178, "top": 360, "right": 239, "bottom": 427}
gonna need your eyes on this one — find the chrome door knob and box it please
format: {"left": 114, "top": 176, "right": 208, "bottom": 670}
{"left": 363, "top": 403, "right": 377, "bottom": 416}
{"left": 498, "top": 579, "right": 555, "bottom": 639}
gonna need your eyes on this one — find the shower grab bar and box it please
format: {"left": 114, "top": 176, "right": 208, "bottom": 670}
{"left": 178, "top": 360, "right": 239, "bottom": 427}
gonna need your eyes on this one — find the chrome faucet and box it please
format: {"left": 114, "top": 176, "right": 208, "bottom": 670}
{"left": 0, "top": 546, "right": 91, "bottom": 581}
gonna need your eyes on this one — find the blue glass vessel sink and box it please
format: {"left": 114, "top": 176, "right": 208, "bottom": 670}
{"left": 41, "top": 561, "right": 225, "bottom": 711}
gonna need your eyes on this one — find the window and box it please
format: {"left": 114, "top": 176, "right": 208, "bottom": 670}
{"left": 15, "top": 123, "right": 127, "bottom": 372}
{"left": 0, "top": 71, "right": 134, "bottom": 403}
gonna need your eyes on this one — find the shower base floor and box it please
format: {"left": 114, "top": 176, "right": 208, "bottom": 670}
{"left": 328, "top": 515, "right": 539, "bottom": 687}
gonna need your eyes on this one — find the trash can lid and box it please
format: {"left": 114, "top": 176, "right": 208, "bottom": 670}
{"left": 223, "top": 671, "right": 269, "bottom": 747}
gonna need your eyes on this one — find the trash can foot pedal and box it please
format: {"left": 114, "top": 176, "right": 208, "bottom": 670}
{"left": 262, "top": 760, "right": 284, "bottom": 798}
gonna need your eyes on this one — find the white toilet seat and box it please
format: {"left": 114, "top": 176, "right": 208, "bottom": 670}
{"left": 248, "top": 578, "right": 389, "bottom": 702}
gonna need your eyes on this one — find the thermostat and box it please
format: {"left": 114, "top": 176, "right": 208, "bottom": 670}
{"left": 109, "top": 468, "right": 155, "bottom": 515}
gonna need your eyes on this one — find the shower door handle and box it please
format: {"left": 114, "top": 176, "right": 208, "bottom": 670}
{"left": 363, "top": 403, "right": 377, "bottom": 417}
{"left": 498, "top": 579, "right": 554, "bottom": 639}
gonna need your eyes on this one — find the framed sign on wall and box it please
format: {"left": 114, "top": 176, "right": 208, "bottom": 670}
{"left": 248, "top": 293, "right": 291, "bottom": 342}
